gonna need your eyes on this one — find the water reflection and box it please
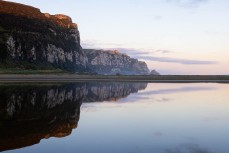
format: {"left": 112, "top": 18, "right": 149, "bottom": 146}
{"left": 0, "top": 82, "right": 147, "bottom": 152}
{"left": 0, "top": 83, "right": 229, "bottom": 153}
{"left": 139, "top": 86, "right": 215, "bottom": 95}
{"left": 166, "top": 143, "right": 214, "bottom": 153}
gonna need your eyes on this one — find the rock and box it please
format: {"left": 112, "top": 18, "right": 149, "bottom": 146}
{"left": 0, "top": 1, "right": 87, "bottom": 72}
{"left": 150, "top": 70, "right": 160, "bottom": 75}
{"left": 84, "top": 49, "right": 150, "bottom": 75}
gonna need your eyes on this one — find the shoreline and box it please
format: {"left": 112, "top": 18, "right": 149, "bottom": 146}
{"left": 0, "top": 74, "right": 229, "bottom": 83}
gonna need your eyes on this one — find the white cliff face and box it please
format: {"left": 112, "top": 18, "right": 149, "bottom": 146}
{"left": 74, "top": 51, "right": 88, "bottom": 67}
{"left": 65, "top": 51, "right": 73, "bottom": 62}
{"left": 6, "top": 36, "right": 16, "bottom": 58}
{"left": 90, "top": 51, "right": 131, "bottom": 68}
{"left": 45, "top": 43, "right": 88, "bottom": 67}
{"left": 5, "top": 28, "right": 88, "bottom": 70}
{"left": 84, "top": 49, "right": 150, "bottom": 75}
{"left": 5, "top": 30, "right": 148, "bottom": 74}
{"left": 47, "top": 44, "right": 65, "bottom": 63}
{"left": 6, "top": 36, "right": 23, "bottom": 58}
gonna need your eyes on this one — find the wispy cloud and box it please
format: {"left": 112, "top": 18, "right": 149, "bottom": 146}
{"left": 81, "top": 39, "right": 124, "bottom": 49}
{"left": 111, "top": 48, "right": 150, "bottom": 56}
{"left": 81, "top": 39, "right": 98, "bottom": 48}
{"left": 139, "top": 56, "right": 218, "bottom": 65}
{"left": 106, "top": 48, "right": 174, "bottom": 58}
{"left": 153, "top": 15, "right": 163, "bottom": 20}
{"left": 166, "top": 0, "right": 208, "bottom": 8}
{"left": 155, "top": 49, "right": 172, "bottom": 54}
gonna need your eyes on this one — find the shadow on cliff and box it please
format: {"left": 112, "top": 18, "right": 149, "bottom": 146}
{"left": 0, "top": 82, "right": 147, "bottom": 152}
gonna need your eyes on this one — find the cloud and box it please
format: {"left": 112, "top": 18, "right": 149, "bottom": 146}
{"left": 81, "top": 39, "right": 124, "bottom": 49}
{"left": 166, "top": 0, "right": 208, "bottom": 8}
{"left": 81, "top": 39, "right": 98, "bottom": 48}
{"left": 109, "top": 48, "right": 174, "bottom": 59}
{"left": 139, "top": 56, "right": 218, "bottom": 65}
{"left": 153, "top": 15, "right": 163, "bottom": 20}
{"left": 155, "top": 49, "right": 172, "bottom": 54}
{"left": 111, "top": 48, "right": 150, "bottom": 56}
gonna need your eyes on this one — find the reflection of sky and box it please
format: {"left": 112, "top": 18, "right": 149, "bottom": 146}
{"left": 166, "top": 143, "right": 214, "bottom": 153}
{"left": 110, "top": 84, "right": 216, "bottom": 104}
{"left": 138, "top": 86, "right": 216, "bottom": 95}
{"left": 6, "top": 83, "right": 229, "bottom": 153}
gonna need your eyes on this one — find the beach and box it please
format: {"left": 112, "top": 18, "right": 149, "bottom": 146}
{"left": 0, "top": 74, "right": 228, "bottom": 83}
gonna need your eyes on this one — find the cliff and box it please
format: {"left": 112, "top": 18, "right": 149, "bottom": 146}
{"left": 85, "top": 49, "right": 150, "bottom": 75}
{"left": 0, "top": 1, "right": 151, "bottom": 74}
{"left": 0, "top": 82, "right": 147, "bottom": 151}
{"left": 0, "top": 1, "right": 87, "bottom": 71}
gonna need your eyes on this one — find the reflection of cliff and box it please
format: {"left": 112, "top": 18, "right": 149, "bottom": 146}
{"left": 0, "top": 82, "right": 147, "bottom": 152}
{"left": 0, "top": 84, "right": 82, "bottom": 152}
{"left": 84, "top": 82, "right": 147, "bottom": 102}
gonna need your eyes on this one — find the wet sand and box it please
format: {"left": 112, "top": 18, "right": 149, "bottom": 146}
{"left": 0, "top": 74, "right": 228, "bottom": 83}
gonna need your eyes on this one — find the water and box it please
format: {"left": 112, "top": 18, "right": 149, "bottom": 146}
{"left": 0, "top": 82, "right": 229, "bottom": 153}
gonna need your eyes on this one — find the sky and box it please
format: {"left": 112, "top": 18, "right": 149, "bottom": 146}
{"left": 4, "top": 0, "right": 229, "bottom": 74}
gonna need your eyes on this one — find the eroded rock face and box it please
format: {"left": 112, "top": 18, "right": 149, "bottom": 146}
{"left": 0, "top": 82, "right": 147, "bottom": 152}
{"left": 0, "top": 1, "right": 87, "bottom": 71}
{"left": 85, "top": 49, "right": 150, "bottom": 75}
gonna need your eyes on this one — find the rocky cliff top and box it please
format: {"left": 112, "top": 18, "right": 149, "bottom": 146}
{"left": 0, "top": 0, "right": 77, "bottom": 28}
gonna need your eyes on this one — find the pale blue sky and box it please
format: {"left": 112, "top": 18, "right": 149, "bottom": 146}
{"left": 5, "top": 0, "right": 229, "bottom": 74}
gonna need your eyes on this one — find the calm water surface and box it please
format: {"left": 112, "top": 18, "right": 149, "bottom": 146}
{"left": 0, "top": 82, "right": 229, "bottom": 153}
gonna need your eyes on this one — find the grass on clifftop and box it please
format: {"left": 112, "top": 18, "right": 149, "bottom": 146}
{"left": 0, "top": 60, "right": 69, "bottom": 74}
{"left": 0, "top": 26, "right": 7, "bottom": 32}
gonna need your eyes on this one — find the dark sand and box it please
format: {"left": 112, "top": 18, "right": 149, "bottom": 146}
{"left": 0, "top": 74, "right": 229, "bottom": 83}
